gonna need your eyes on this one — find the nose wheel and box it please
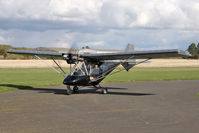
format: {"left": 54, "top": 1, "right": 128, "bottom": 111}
{"left": 66, "top": 85, "right": 79, "bottom": 95}
{"left": 73, "top": 86, "right": 79, "bottom": 93}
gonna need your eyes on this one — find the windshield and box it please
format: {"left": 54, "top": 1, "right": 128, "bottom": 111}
{"left": 71, "top": 61, "right": 90, "bottom": 76}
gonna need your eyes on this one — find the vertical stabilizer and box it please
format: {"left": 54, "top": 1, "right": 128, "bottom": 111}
{"left": 125, "top": 44, "right": 134, "bottom": 52}
{"left": 122, "top": 44, "right": 136, "bottom": 71}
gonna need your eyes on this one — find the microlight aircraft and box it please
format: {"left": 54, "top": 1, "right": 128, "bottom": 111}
{"left": 7, "top": 44, "right": 191, "bottom": 95}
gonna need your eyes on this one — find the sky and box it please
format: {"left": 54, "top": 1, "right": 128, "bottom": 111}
{"left": 0, "top": 0, "right": 199, "bottom": 50}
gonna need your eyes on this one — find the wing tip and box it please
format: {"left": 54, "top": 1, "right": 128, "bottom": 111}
{"left": 178, "top": 49, "right": 192, "bottom": 57}
{"left": 6, "top": 49, "right": 63, "bottom": 56}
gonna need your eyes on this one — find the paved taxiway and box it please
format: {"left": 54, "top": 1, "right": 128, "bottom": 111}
{"left": 0, "top": 80, "right": 199, "bottom": 133}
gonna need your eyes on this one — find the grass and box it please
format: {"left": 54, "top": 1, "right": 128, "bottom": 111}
{"left": 197, "top": 93, "right": 199, "bottom": 97}
{"left": 0, "top": 68, "right": 68, "bottom": 93}
{"left": 0, "top": 67, "right": 199, "bottom": 93}
{"left": 104, "top": 67, "right": 199, "bottom": 82}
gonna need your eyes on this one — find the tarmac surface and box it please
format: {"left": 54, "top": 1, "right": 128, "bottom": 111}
{"left": 0, "top": 80, "right": 199, "bottom": 133}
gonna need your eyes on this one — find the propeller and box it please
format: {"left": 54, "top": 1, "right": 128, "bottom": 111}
{"left": 63, "top": 43, "right": 79, "bottom": 64}
{"left": 63, "top": 43, "right": 80, "bottom": 74}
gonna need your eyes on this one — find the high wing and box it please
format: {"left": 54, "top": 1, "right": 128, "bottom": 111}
{"left": 7, "top": 49, "right": 191, "bottom": 61}
{"left": 7, "top": 49, "right": 63, "bottom": 57}
{"left": 80, "top": 49, "right": 191, "bottom": 60}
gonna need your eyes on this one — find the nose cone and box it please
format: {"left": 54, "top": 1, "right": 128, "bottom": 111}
{"left": 63, "top": 75, "right": 75, "bottom": 85}
{"left": 63, "top": 75, "right": 90, "bottom": 86}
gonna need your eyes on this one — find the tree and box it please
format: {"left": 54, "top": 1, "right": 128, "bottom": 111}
{"left": 187, "top": 43, "right": 199, "bottom": 59}
{"left": 0, "top": 49, "right": 7, "bottom": 59}
{"left": 82, "top": 45, "right": 90, "bottom": 49}
{"left": 188, "top": 43, "right": 197, "bottom": 55}
{"left": 85, "top": 46, "right": 90, "bottom": 49}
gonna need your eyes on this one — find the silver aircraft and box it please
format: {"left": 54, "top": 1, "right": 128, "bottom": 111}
{"left": 7, "top": 44, "right": 191, "bottom": 95}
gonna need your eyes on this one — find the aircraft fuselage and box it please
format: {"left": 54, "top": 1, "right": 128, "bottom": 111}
{"left": 63, "top": 61, "right": 120, "bottom": 86}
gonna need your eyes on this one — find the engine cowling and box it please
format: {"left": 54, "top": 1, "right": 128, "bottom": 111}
{"left": 63, "top": 54, "right": 79, "bottom": 64}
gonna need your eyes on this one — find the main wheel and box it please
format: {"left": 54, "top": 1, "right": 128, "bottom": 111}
{"left": 102, "top": 88, "right": 108, "bottom": 94}
{"left": 66, "top": 85, "right": 73, "bottom": 95}
{"left": 73, "top": 86, "right": 79, "bottom": 93}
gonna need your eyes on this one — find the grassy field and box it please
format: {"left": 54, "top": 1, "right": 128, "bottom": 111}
{"left": 0, "top": 67, "right": 199, "bottom": 93}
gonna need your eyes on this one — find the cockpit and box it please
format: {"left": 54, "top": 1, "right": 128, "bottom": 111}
{"left": 63, "top": 60, "right": 120, "bottom": 86}
{"left": 71, "top": 61, "right": 102, "bottom": 77}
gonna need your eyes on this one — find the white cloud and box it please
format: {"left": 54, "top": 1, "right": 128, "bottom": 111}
{"left": 0, "top": 36, "right": 5, "bottom": 42}
{"left": 0, "top": 0, "right": 199, "bottom": 50}
{"left": 49, "top": 0, "right": 102, "bottom": 19}
{"left": 0, "top": 0, "right": 198, "bottom": 29}
{"left": 85, "top": 41, "right": 105, "bottom": 47}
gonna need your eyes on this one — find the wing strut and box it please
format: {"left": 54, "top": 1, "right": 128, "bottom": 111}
{"left": 52, "top": 58, "right": 66, "bottom": 75}
{"left": 135, "top": 58, "right": 152, "bottom": 65}
{"left": 34, "top": 55, "right": 66, "bottom": 77}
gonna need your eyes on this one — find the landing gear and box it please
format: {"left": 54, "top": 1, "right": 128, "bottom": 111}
{"left": 94, "top": 85, "right": 108, "bottom": 94}
{"left": 101, "top": 88, "right": 108, "bottom": 94}
{"left": 66, "top": 85, "right": 73, "bottom": 95}
{"left": 73, "top": 86, "right": 79, "bottom": 93}
{"left": 66, "top": 85, "right": 79, "bottom": 95}
{"left": 67, "top": 84, "right": 108, "bottom": 95}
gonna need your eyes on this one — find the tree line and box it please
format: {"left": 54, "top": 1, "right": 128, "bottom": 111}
{"left": 0, "top": 44, "right": 91, "bottom": 59}
{"left": 0, "top": 44, "right": 32, "bottom": 59}
{"left": 187, "top": 43, "right": 199, "bottom": 59}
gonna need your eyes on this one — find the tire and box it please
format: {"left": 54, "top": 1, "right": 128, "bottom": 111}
{"left": 102, "top": 88, "right": 108, "bottom": 94}
{"left": 73, "top": 86, "right": 79, "bottom": 93}
{"left": 66, "top": 85, "right": 72, "bottom": 95}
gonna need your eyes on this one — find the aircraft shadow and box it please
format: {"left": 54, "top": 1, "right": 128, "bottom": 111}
{"left": 0, "top": 84, "right": 155, "bottom": 96}
{"left": 0, "top": 84, "right": 34, "bottom": 90}
{"left": 78, "top": 88, "right": 155, "bottom": 96}
{"left": 0, "top": 84, "right": 67, "bottom": 95}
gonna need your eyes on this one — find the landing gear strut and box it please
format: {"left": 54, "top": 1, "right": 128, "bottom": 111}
{"left": 66, "top": 85, "right": 73, "bottom": 95}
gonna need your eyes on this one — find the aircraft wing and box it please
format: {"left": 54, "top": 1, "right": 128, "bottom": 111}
{"left": 7, "top": 49, "right": 191, "bottom": 61}
{"left": 7, "top": 49, "right": 63, "bottom": 57}
{"left": 80, "top": 49, "right": 191, "bottom": 60}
